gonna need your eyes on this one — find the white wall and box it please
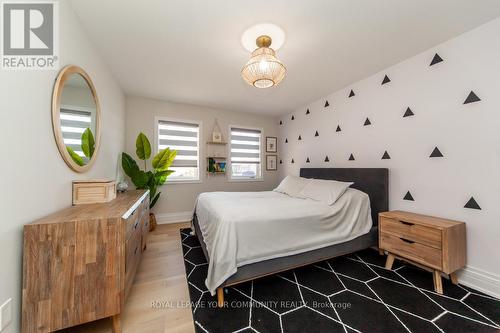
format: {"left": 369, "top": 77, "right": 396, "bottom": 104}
{"left": 0, "top": 2, "right": 125, "bottom": 332}
{"left": 125, "top": 96, "right": 280, "bottom": 220}
{"left": 278, "top": 18, "right": 500, "bottom": 297}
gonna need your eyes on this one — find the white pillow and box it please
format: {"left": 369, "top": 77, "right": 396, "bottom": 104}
{"left": 274, "top": 175, "right": 311, "bottom": 197}
{"left": 298, "top": 179, "right": 353, "bottom": 205}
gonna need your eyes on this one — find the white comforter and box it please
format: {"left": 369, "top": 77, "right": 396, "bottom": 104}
{"left": 194, "top": 189, "right": 372, "bottom": 295}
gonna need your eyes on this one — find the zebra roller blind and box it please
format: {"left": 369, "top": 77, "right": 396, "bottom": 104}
{"left": 60, "top": 108, "right": 93, "bottom": 158}
{"left": 158, "top": 119, "right": 200, "bottom": 174}
{"left": 230, "top": 127, "right": 261, "bottom": 164}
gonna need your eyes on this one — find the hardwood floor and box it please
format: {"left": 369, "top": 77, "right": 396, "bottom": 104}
{"left": 59, "top": 222, "right": 194, "bottom": 333}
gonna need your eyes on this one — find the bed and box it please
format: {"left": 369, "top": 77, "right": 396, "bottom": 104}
{"left": 191, "top": 168, "right": 389, "bottom": 306}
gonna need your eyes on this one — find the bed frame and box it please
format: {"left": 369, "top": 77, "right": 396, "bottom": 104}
{"left": 192, "top": 168, "right": 389, "bottom": 306}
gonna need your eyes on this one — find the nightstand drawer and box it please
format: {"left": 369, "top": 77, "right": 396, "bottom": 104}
{"left": 380, "top": 217, "right": 442, "bottom": 249}
{"left": 380, "top": 232, "right": 442, "bottom": 269}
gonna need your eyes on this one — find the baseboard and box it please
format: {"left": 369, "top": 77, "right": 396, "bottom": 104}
{"left": 155, "top": 211, "right": 193, "bottom": 224}
{"left": 457, "top": 265, "right": 500, "bottom": 298}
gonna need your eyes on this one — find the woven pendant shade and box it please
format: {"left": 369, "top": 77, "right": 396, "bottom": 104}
{"left": 241, "top": 35, "right": 286, "bottom": 88}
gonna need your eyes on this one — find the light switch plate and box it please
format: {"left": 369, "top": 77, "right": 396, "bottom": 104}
{"left": 0, "top": 298, "right": 12, "bottom": 331}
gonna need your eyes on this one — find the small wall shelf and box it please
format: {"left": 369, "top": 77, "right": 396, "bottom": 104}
{"left": 206, "top": 141, "right": 227, "bottom": 145}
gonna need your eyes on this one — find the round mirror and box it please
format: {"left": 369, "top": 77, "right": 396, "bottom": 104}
{"left": 52, "top": 65, "right": 101, "bottom": 172}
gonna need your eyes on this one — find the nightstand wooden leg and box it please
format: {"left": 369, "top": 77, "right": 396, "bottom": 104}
{"left": 217, "top": 287, "right": 224, "bottom": 308}
{"left": 433, "top": 270, "right": 443, "bottom": 294}
{"left": 385, "top": 253, "right": 395, "bottom": 270}
{"left": 449, "top": 272, "right": 458, "bottom": 285}
{"left": 111, "top": 314, "right": 121, "bottom": 333}
{"left": 378, "top": 248, "right": 384, "bottom": 256}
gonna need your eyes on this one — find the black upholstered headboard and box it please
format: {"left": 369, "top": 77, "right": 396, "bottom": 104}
{"left": 300, "top": 168, "right": 389, "bottom": 226}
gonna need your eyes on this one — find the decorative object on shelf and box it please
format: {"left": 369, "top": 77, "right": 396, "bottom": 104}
{"left": 117, "top": 180, "right": 129, "bottom": 193}
{"left": 241, "top": 35, "right": 286, "bottom": 88}
{"left": 121, "top": 132, "right": 177, "bottom": 231}
{"left": 266, "top": 155, "right": 277, "bottom": 171}
{"left": 266, "top": 136, "right": 277, "bottom": 153}
{"left": 72, "top": 180, "right": 116, "bottom": 205}
{"left": 207, "top": 157, "right": 227, "bottom": 175}
{"left": 212, "top": 118, "right": 223, "bottom": 143}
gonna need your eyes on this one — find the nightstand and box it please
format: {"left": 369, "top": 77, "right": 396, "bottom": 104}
{"left": 379, "top": 210, "right": 466, "bottom": 294}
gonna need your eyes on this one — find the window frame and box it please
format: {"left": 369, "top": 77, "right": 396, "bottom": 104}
{"left": 154, "top": 116, "right": 203, "bottom": 184}
{"left": 228, "top": 124, "right": 264, "bottom": 182}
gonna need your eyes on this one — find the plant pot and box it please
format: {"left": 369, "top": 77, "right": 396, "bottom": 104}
{"left": 149, "top": 212, "right": 157, "bottom": 231}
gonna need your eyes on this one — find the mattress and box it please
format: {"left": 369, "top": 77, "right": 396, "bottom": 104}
{"left": 194, "top": 188, "right": 372, "bottom": 295}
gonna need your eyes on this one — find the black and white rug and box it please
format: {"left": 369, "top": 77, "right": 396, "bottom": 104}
{"left": 181, "top": 229, "right": 500, "bottom": 333}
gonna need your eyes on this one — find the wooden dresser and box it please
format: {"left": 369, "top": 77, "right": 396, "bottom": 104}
{"left": 22, "top": 190, "right": 150, "bottom": 333}
{"left": 379, "top": 210, "right": 466, "bottom": 294}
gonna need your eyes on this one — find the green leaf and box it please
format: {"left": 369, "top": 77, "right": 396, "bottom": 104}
{"left": 155, "top": 169, "right": 174, "bottom": 185}
{"left": 136, "top": 132, "right": 151, "bottom": 161}
{"left": 81, "top": 128, "right": 95, "bottom": 158}
{"left": 67, "top": 146, "right": 85, "bottom": 166}
{"left": 132, "top": 170, "right": 149, "bottom": 188}
{"left": 121, "top": 152, "right": 140, "bottom": 178}
{"left": 152, "top": 148, "right": 177, "bottom": 170}
{"left": 150, "top": 192, "right": 161, "bottom": 209}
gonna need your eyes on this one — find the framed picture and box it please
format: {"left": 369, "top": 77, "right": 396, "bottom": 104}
{"left": 266, "top": 155, "right": 277, "bottom": 171}
{"left": 266, "top": 136, "right": 277, "bottom": 153}
{"left": 212, "top": 131, "right": 222, "bottom": 143}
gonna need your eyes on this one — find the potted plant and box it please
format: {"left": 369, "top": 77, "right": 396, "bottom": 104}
{"left": 121, "top": 132, "right": 177, "bottom": 231}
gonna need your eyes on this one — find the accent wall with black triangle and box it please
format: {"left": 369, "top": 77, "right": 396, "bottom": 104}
{"left": 278, "top": 21, "right": 497, "bottom": 287}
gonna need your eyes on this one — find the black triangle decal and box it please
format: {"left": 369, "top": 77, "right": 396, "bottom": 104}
{"left": 382, "top": 151, "right": 391, "bottom": 160}
{"left": 464, "top": 197, "right": 481, "bottom": 210}
{"left": 430, "top": 53, "right": 443, "bottom": 66}
{"left": 306, "top": 157, "right": 310, "bottom": 163}
{"left": 298, "top": 135, "right": 302, "bottom": 141}
{"left": 336, "top": 125, "right": 341, "bottom": 132}
{"left": 348, "top": 154, "right": 355, "bottom": 161}
{"left": 279, "top": 159, "right": 283, "bottom": 164}
{"left": 324, "top": 100, "right": 330, "bottom": 107}
{"left": 279, "top": 120, "right": 283, "bottom": 125}
{"left": 364, "top": 118, "right": 371, "bottom": 126}
{"left": 324, "top": 156, "right": 329, "bottom": 162}
{"left": 285, "top": 138, "right": 288, "bottom": 143}
{"left": 463, "top": 91, "right": 481, "bottom": 104}
{"left": 403, "top": 107, "right": 415, "bottom": 117}
{"left": 306, "top": 109, "right": 310, "bottom": 115}
{"left": 403, "top": 191, "right": 414, "bottom": 201}
{"left": 348, "top": 90, "right": 355, "bottom": 98}
{"left": 430, "top": 147, "right": 444, "bottom": 158}
{"left": 291, "top": 115, "right": 295, "bottom": 120}
{"left": 291, "top": 158, "right": 294, "bottom": 164}
{"left": 382, "top": 75, "right": 391, "bottom": 85}
{"left": 314, "top": 131, "right": 319, "bottom": 137}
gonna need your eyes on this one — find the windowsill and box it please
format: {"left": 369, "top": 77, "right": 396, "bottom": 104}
{"left": 228, "top": 177, "right": 264, "bottom": 183}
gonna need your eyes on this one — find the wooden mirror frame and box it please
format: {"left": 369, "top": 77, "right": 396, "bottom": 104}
{"left": 52, "top": 65, "right": 101, "bottom": 173}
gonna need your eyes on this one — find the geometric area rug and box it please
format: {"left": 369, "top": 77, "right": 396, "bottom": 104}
{"left": 181, "top": 229, "right": 500, "bottom": 333}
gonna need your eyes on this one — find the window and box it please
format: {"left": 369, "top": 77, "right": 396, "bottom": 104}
{"left": 157, "top": 119, "right": 200, "bottom": 182}
{"left": 60, "top": 107, "right": 94, "bottom": 162}
{"left": 230, "top": 126, "right": 262, "bottom": 180}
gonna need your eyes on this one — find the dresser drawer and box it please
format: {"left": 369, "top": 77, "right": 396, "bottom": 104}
{"left": 380, "top": 217, "right": 442, "bottom": 249}
{"left": 380, "top": 232, "right": 442, "bottom": 269}
{"left": 125, "top": 206, "right": 142, "bottom": 241}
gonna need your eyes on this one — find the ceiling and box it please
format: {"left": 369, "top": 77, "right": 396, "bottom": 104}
{"left": 69, "top": 0, "right": 500, "bottom": 115}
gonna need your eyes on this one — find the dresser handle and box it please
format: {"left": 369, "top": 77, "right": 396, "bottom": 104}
{"left": 134, "top": 246, "right": 138, "bottom": 255}
{"left": 400, "top": 237, "right": 415, "bottom": 244}
{"left": 134, "top": 220, "right": 139, "bottom": 229}
{"left": 400, "top": 221, "right": 414, "bottom": 226}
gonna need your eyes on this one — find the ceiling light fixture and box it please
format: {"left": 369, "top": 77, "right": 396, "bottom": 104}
{"left": 241, "top": 35, "right": 286, "bottom": 89}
